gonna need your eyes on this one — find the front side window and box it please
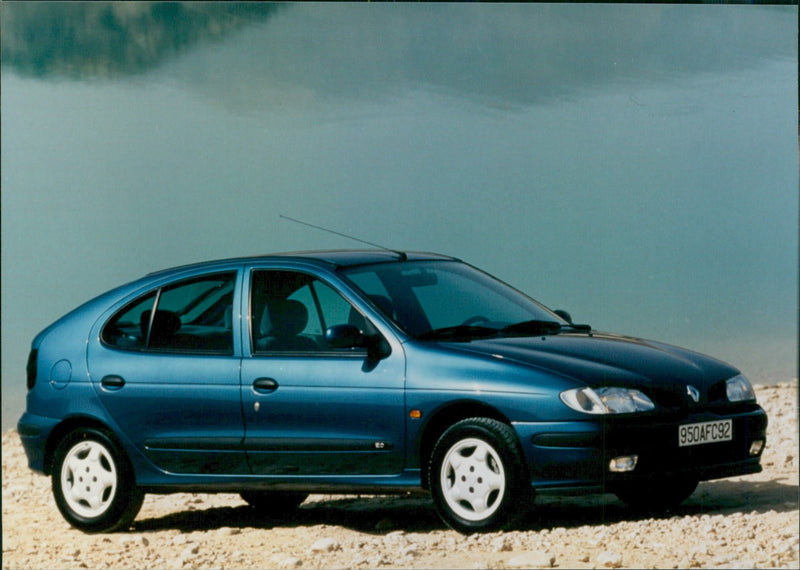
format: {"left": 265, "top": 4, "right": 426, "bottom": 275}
{"left": 250, "top": 270, "right": 366, "bottom": 354}
{"left": 102, "top": 272, "right": 236, "bottom": 354}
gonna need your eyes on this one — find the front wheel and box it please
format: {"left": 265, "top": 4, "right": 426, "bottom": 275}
{"left": 428, "top": 418, "right": 530, "bottom": 533}
{"left": 52, "top": 428, "right": 143, "bottom": 533}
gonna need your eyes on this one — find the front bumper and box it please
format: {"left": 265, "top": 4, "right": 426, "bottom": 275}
{"left": 514, "top": 403, "right": 767, "bottom": 493}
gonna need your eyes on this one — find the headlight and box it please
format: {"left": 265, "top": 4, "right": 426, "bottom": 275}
{"left": 560, "top": 387, "right": 655, "bottom": 414}
{"left": 726, "top": 374, "right": 756, "bottom": 402}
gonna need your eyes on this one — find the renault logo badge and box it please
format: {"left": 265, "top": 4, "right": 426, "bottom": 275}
{"left": 686, "top": 385, "right": 700, "bottom": 403}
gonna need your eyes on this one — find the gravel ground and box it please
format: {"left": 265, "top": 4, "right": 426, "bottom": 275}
{"left": 3, "top": 382, "right": 797, "bottom": 569}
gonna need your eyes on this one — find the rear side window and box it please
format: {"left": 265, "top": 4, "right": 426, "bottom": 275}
{"left": 102, "top": 272, "right": 236, "bottom": 354}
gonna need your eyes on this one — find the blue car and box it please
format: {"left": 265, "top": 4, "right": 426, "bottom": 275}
{"left": 18, "top": 250, "right": 767, "bottom": 533}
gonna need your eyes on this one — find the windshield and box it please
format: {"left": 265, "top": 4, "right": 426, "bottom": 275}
{"left": 341, "top": 260, "right": 566, "bottom": 341}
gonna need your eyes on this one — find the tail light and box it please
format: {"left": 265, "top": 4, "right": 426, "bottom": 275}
{"left": 26, "top": 349, "right": 38, "bottom": 390}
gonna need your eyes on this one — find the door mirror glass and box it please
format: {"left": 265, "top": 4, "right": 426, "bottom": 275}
{"left": 324, "top": 324, "right": 364, "bottom": 349}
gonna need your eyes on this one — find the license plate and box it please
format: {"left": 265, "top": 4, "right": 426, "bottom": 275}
{"left": 679, "top": 419, "right": 733, "bottom": 447}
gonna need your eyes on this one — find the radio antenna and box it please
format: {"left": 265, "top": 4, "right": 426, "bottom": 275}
{"left": 279, "top": 214, "right": 407, "bottom": 260}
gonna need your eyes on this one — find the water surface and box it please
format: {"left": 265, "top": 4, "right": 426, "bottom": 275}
{"left": 2, "top": 3, "right": 797, "bottom": 429}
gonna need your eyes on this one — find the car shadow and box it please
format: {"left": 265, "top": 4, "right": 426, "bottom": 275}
{"left": 522, "top": 476, "right": 798, "bottom": 530}
{"left": 131, "top": 477, "right": 799, "bottom": 534}
{"left": 132, "top": 494, "right": 443, "bottom": 534}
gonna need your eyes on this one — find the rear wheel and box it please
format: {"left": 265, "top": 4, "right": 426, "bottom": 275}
{"left": 240, "top": 491, "right": 308, "bottom": 516}
{"left": 52, "top": 428, "right": 143, "bottom": 533}
{"left": 429, "top": 417, "right": 530, "bottom": 533}
{"left": 615, "top": 478, "right": 698, "bottom": 511}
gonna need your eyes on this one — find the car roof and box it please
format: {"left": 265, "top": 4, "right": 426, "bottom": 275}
{"left": 146, "top": 249, "right": 459, "bottom": 278}
{"left": 271, "top": 249, "right": 458, "bottom": 267}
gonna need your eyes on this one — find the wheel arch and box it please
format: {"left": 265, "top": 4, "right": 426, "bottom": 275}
{"left": 43, "top": 416, "right": 122, "bottom": 476}
{"left": 417, "top": 399, "right": 515, "bottom": 490}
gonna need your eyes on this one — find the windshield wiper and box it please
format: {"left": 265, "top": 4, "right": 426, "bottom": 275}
{"left": 415, "top": 325, "right": 499, "bottom": 342}
{"left": 500, "top": 320, "right": 563, "bottom": 336}
{"left": 416, "top": 319, "right": 587, "bottom": 342}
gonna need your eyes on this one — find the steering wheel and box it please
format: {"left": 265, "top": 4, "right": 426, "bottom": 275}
{"left": 461, "top": 315, "right": 490, "bottom": 326}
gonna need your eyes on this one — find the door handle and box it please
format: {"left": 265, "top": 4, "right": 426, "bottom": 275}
{"left": 252, "top": 377, "right": 279, "bottom": 393}
{"left": 101, "top": 375, "right": 125, "bottom": 390}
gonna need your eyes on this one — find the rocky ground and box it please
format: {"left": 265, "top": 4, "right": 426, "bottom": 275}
{"left": 3, "top": 382, "right": 798, "bottom": 570}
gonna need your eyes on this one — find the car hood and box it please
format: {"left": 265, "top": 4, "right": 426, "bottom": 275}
{"left": 447, "top": 331, "right": 739, "bottom": 402}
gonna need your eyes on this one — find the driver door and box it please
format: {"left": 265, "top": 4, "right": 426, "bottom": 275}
{"left": 240, "top": 268, "right": 406, "bottom": 476}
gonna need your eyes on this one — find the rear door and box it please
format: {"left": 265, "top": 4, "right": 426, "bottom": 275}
{"left": 88, "top": 269, "right": 247, "bottom": 475}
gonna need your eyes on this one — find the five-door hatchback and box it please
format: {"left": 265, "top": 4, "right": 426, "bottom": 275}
{"left": 19, "top": 250, "right": 767, "bottom": 533}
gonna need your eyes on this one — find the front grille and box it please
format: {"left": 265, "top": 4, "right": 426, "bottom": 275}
{"left": 708, "top": 380, "right": 727, "bottom": 404}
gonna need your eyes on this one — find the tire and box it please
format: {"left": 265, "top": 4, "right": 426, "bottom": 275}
{"left": 52, "top": 428, "right": 144, "bottom": 533}
{"left": 428, "top": 417, "right": 530, "bottom": 533}
{"left": 240, "top": 491, "right": 308, "bottom": 515}
{"left": 614, "top": 478, "right": 698, "bottom": 511}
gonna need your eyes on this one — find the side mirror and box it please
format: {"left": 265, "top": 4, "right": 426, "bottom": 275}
{"left": 325, "top": 324, "right": 392, "bottom": 362}
{"left": 325, "top": 324, "right": 364, "bottom": 349}
{"left": 554, "top": 309, "right": 592, "bottom": 332}
{"left": 554, "top": 309, "right": 573, "bottom": 324}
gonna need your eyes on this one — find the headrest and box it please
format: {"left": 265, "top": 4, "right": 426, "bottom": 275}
{"left": 267, "top": 299, "right": 308, "bottom": 337}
